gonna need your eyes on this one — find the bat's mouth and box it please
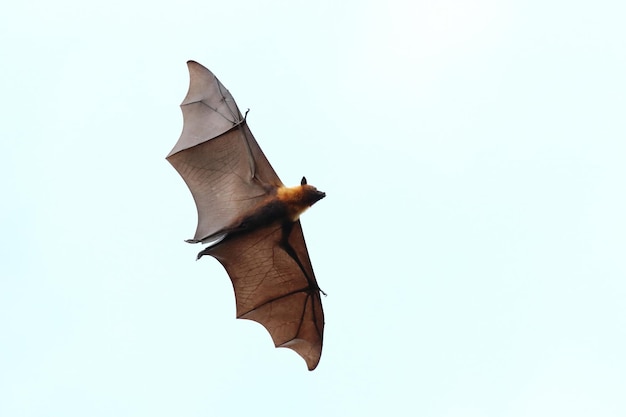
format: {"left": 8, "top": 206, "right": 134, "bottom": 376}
{"left": 313, "top": 191, "right": 326, "bottom": 205}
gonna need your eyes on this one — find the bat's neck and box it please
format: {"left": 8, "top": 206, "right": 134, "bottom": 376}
{"left": 276, "top": 184, "right": 325, "bottom": 222}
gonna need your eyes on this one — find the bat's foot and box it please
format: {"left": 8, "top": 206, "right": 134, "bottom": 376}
{"left": 196, "top": 247, "right": 210, "bottom": 260}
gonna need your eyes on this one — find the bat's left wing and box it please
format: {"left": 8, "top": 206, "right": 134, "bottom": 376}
{"left": 206, "top": 220, "right": 324, "bottom": 371}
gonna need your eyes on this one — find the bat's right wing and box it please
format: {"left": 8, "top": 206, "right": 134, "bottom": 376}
{"left": 167, "top": 61, "right": 283, "bottom": 242}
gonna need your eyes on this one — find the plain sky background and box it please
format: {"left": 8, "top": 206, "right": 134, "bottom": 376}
{"left": 2, "top": 0, "right": 626, "bottom": 416}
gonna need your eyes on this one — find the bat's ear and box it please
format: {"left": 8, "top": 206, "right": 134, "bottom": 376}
{"left": 301, "top": 176, "right": 307, "bottom": 185}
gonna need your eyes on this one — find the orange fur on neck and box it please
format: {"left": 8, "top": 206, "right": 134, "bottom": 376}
{"left": 276, "top": 185, "right": 312, "bottom": 221}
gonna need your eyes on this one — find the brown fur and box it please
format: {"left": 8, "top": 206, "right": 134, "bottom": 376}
{"left": 276, "top": 184, "right": 325, "bottom": 221}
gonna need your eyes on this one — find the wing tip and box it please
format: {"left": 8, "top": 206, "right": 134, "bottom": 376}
{"left": 185, "top": 60, "right": 215, "bottom": 79}
{"left": 237, "top": 316, "right": 323, "bottom": 371}
{"left": 278, "top": 339, "right": 322, "bottom": 371}
{"left": 186, "top": 59, "right": 202, "bottom": 69}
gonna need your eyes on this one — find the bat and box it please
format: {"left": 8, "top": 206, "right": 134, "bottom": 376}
{"left": 166, "top": 61, "right": 326, "bottom": 370}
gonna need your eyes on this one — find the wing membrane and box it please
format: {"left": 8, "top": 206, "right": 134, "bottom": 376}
{"left": 207, "top": 221, "right": 324, "bottom": 370}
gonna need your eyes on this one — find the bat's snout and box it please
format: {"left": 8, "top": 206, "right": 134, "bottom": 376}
{"left": 309, "top": 190, "right": 325, "bottom": 207}
{"left": 299, "top": 184, "right": 326, "bottom": 206}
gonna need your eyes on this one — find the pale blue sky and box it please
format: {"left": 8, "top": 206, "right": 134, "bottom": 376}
{"left": 2, "top": 1, "right": 626, "bottom": 416}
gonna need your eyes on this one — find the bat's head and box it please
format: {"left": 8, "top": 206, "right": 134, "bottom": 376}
{"left": 300, "top": 176, "right": 326, "bottom": 207}
{"left": 277, "top": 178, "right": 326, "bottom": 221}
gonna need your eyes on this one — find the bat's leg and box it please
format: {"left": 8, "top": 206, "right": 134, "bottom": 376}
{"left": 280, "top": 222, "right": 327, "bottom": 296}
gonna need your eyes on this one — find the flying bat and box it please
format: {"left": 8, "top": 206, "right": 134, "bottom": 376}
{"left": 166, "top": 61, "right": 326, "bottom": 370}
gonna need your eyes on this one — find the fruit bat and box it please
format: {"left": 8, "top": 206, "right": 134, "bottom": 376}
{"left": 166, "top": 61, "right": 326, "bottom": 370}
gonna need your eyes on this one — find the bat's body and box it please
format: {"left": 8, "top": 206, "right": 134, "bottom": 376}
{"left": 167, "top": 61, "right": 326, "bottom": 370}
